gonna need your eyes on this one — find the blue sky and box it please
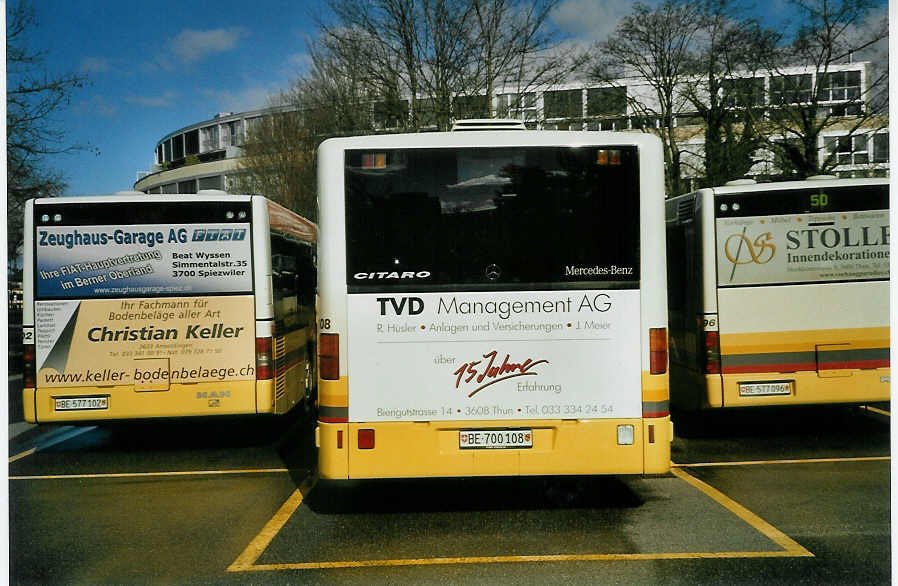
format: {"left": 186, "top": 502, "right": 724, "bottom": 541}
{"left": 10, "top": 0, "right": 887, "bottom": 196}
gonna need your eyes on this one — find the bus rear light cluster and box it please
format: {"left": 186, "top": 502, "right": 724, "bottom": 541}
{"left": 358, "top": 429, "right": 375, "bottom": 449}
{"left": 23, "top": 344, "right": 36, "bottom": 389}
{"left": 320, "top": 333, "right": 339, "bottom": 380}
{"left": 704, "top": 331, "right": 721, "bottom": 374}
{"left": 649, "top": 328, "right": 667, "bottom": 375}
{"left": 255, "top": 337, "right": 272, "bottom": 380}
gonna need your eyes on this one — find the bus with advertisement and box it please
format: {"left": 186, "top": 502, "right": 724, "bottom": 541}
{"left": 665, "top": 177, "right": 889, "bottom": 411}
{"left": 315, "top": 129, "right": 671, "bottom": 479}
{"left": 22, "top": 193, "right": 317, "bottom": 423}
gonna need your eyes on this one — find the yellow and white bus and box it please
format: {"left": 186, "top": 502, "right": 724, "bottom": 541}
{"left": 315, "top": 130, "right": 670, "bottom": 479}
{"left": 665, "top": 177, "right": 889, "bottom": 411}
{"left": 22, "top": 193, "right": 317, "bottom": 423}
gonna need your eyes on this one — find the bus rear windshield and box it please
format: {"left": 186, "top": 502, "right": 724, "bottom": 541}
{"left": 33, "top": 200, "right": 254, "bottom": 299}
{"left": 345, "top": 146, "right": 640, "bottom": 292}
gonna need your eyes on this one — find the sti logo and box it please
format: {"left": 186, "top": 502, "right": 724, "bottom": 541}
{"left": 192, "top": 228, "right": 247, "bottom": 242}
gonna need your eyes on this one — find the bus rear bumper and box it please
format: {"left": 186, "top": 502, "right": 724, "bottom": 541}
{"left": 317, "top": 417, "right": 672, "bottom": 480}
{"left": 28, "top": 380, "right": 260, "bottom": 423}
{"left": 717, "top": 368, "right": 890, "bottom": 408}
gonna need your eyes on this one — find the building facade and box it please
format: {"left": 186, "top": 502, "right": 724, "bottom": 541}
{"left": 134, "top": 61, "right": 888, "bottom": 194}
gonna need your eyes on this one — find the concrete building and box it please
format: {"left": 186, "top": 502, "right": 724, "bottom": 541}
{"left": 134, "top": 61, "right": 888, "bottom": 194}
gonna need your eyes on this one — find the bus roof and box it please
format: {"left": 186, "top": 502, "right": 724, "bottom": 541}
{"left": 318, "top": 130, "right": 662, "bottom": 152}
{"left": 706, "top": 176, "right": 888, "bottom": 196}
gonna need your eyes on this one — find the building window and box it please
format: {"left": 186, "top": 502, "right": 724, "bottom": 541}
{"left": 163, "top": 140, "right": 172, "bottom": 162}
{"left": 629, "top": 116, "right": 658, "bottom": 130}
{"left": 543, "top": 89, "right": 583, "bottom": 119}
{"left": 201, "top": 125, "right": 220, "bottom": 151}
{"left": 675, "top": 113, "right": 704, "bottom": 127}
{"left": 722, "top": 78, "right": 765, "bottom": 108}
{"left": 155, "top": 144, "right": 163, "bottom": 165}
{"left": 226, "top": 120, "right": 243, "bottom": 146}
{"left": 817, "top": 70, "right": 861, "bottom": 102}
{"left": 185, "top": 129, "right": 200, "bottom": 156}
{"left": 872, "top": 133, "right": 889, "bottom": 163}
{"left": 173, "top": 134, "right": 185, "bottom": 159}
{"left": 825, "top": 134, "right": 869, "bottom": 165}
{"left": 198, "top": 175, "right": 224, "bottom": 191}
{"left": 586, "top": 118, "right": 627, "bottom": 131}
{"left": 178, "top": 179, "right": 197, "bottom": 194}
{"left": 496, "top": 92, "right": 536, "bottom": 120}
{"left": 586, "top": 87, "right": 626, "bottom": 117}
{"left": 453, "top": 95, "right": 489, "bottom": 119}
{"left": 161, "top": 183, "right": 177, "bottom": 194}
{"left": 770, "top": 74, "right": 812, "bottom": 104}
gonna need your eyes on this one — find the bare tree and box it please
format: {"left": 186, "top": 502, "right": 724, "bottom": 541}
{"left": 686, "top": 0, "right": 778, "bottom": 186}
{"left": 466, "top": 0, "right": 584, "bottom": 118}
{"left": 591, "top": 0, "right": 704, "bottom": 196}
{"left": 7, "top": 0, "right": 91, "bottom": 266}
{"left": 754, "top": 0, "right": 888, "bottom": 178}
{"left": 319, "top": 0, "right": 581, "bottom": 131}
{"left": 233, "top": 104, "right": 318, "bottom": 222}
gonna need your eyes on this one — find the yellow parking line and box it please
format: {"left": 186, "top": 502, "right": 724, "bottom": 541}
{"left": 8, "top": 448, "right": 36, "bottom": 463}
{"left": 671, "top": 467, "right": 813, "bottom": 557}
{"left": 228, "top": 473, "right": 319, "bottom": 572}
{"left": 9, "top": 468, "right": 291, "bottom": 481}
{"left": 674, "top": 456, "right": 890, "bottom": 468}
{"left": 862, "top": 405, "right": 890, "bottom": 417}
{"left": 227, "top": 467, "right": 814, "bottom": 573}
{"left": 238, "top": 550, "right": 806, "bottom": 571}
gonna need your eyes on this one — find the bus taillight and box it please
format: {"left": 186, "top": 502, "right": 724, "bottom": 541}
{"left": 23, "top": 344, "right": 35, "bottom": 389}
{"left": 649, "top": 328, "right": 667, "bottom": 375}
{"left": 704, "top": 330, "right": 721, "bottom": 374}
{"left": 255, "top": 337, "right": 273, "bottom": 380}
{"left": 320, "top": 333, "right": 339, "bottom": 380}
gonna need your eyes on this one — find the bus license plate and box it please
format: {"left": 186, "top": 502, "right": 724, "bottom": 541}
{"left": 55, "top": 397, "right": 109, "bottom": 411}
{"left": 459, "top": 429, "right": 532, "bottom": 450}
{"left": 738, "top": 381, "right": 793, "bottom": 396}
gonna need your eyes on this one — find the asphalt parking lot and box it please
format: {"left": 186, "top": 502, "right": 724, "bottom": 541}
{"left": 8, "top": 390, "right": 891, "bottom": 585}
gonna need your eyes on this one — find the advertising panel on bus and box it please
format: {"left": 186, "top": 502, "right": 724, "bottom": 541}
{"left": 347, "top": 289, "right": 642, "bottom": 422}
{"left": 33, "top": 215, "right": 256, "bottom": 389}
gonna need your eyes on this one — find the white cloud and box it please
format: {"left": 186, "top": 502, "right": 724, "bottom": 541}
{"left": 75, "top": 95, "right": 118, "bottom": 118}
{"left": 551, "top": 0, "right": 647, "bottom": 43}
{"left": 201, "top": 85, "right": 280, "bottom": 113}
{"left": 79, "top": 57, "right": 110, "bottom": 74}
{"left": 125, "top": 91, "right": 177, "bottom": 108}
{"left": 169, "top": 27, "right": 249, "bottom": 64}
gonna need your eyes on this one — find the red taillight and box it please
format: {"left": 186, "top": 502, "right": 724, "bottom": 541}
{"left": 704, "top": 330, "right": 721, "bottom": 374}
{"left": 23, "top": 344, "right": 35, "bottom": 388}
{"left": 649, "top": 328, "right": 667, "bottom": 375}
{"left": 320, "top": 333, "right": 339, "bottom": 380}
{"left": 337, "top": 430, "right": 343, "bottom": 449}
{"left": 255, "top": 337, "right": 272, "bottom": 380}
{"left": 358, "top": 429, "right": 375, "bottom": 449}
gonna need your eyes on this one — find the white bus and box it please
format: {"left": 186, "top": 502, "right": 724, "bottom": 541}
{"left": 665, "top": 177, "right": 889, "bottom": 410}
{"left": 22, "top": 193, "right": 316, "bottom": 422}
{"left": 315, "top": 130, "right": 670, "bottom": 479}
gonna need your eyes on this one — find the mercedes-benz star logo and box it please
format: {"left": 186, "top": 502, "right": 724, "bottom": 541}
{"left": 485, "top": 264, "right": 501, "bottom": 281}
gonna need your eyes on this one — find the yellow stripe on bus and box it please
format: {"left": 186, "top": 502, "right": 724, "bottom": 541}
{"left": 318, "top": 377, "right": 348, "bottom": 408}
{"left": 720, "top": 327, "right": 889, "bottom": 354}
